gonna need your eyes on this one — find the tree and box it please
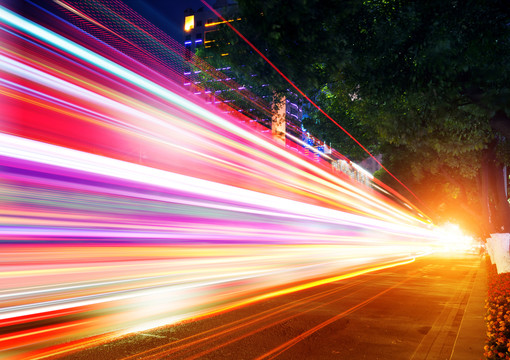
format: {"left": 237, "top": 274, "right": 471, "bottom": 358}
{"left": 302, "top": 83, "right": 379, "bottom": 161}
{"left": 342, "top": 0, "right": 510, "bottom": 235}
{"left": 207, "top": 0, "right": 510, "bottom": 236}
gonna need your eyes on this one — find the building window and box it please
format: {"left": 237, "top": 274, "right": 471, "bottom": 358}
{"left": 196, "top": 20, "right": 202, "bottom": 27}
{"left": 184, "top": 15, "right": 194, "bottom": 31}
{"left": 196, "top": 33, "right": 202, "bottom": 40}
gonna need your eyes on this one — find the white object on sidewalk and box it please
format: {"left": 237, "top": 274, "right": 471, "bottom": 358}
{"left": 488, "top": 233, "right": 510, "bottom": 273}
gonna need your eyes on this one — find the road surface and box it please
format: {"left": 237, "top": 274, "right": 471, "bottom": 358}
{"left": 56, "top": 252, "right": 483, "bottom": 360}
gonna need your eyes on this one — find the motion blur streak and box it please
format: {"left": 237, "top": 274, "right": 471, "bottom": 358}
{"left": 0, "top": 2, "right": 440, "bottom": 359}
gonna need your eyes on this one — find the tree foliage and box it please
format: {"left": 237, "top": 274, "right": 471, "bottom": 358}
{"left": 302, "top": 83, "right": 379, "bottom": 161}
{"left": 338, "top": 0, "right": 510, "bottom": 233}
{"left": 204, "top": 0, "right": 510, "bottom": 234}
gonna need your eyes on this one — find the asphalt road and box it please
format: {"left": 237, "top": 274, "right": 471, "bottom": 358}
{"left": 57, "top": 252, "right": 482, "bottom": 360}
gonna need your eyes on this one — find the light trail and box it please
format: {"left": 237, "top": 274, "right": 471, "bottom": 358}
{"left": 0, "top": 1, "right": 442, "bottom": 359}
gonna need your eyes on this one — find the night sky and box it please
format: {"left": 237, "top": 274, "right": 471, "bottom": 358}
{"left": 122, "top": 0, "right": 213, "bottom": 42}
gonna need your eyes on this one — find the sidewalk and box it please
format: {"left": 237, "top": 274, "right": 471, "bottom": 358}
{"left": 450, "top": 257, "right": 487, "bottom": 360}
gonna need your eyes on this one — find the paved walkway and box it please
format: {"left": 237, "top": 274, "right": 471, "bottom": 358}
{"left": 450, "top": 257, "right": 487, "bottom": 360}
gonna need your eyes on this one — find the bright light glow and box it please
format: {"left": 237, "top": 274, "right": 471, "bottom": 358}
{"left": 433, "top": 223, "right": 476, "bottom": 252}
{"left": 184, "top": 15, "right": 194, "bottom": 31}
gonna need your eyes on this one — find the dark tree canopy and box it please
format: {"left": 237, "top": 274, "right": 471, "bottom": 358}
{"left": 204, "top": 0, "right": 510, "bottom": 235}
{"left": 199, "top": 0, "right": 380, "bottom": 159}
{"left": 301, "top": 83, "right": 379, "bottom": 161}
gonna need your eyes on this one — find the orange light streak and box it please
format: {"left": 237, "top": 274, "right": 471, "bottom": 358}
{"left": 200, "top": 257, "right": 416, "bottom": 313}
{"left": 205, "top": 19, "right": 235, "bottom": 27}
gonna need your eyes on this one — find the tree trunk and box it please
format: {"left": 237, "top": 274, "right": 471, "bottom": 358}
{"left": 482, "top": 140, "right": 510, "bottom": 234}
{"left": 481, "top": 151, "right": 492, "bottom": 236}
{"left": 490, "top": 110, "right": 510, "bottom": 139}
{"left": 493, "top": 160, "right": 510, "bottom": 231}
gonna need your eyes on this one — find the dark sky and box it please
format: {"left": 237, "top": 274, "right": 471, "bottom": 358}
{"left": 122, "top": 0, "right": 213, "bottom": 42}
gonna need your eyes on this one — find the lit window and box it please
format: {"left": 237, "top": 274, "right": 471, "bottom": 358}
{"left": 205, "top": 19, "right": 235, "bottom": 27}
{"left": 184, "top": 15, "right": 194, "bottom": 31}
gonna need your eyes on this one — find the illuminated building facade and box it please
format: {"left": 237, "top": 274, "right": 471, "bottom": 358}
{"left": 183, "top": 0, "right": 238, "bottom": 53}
